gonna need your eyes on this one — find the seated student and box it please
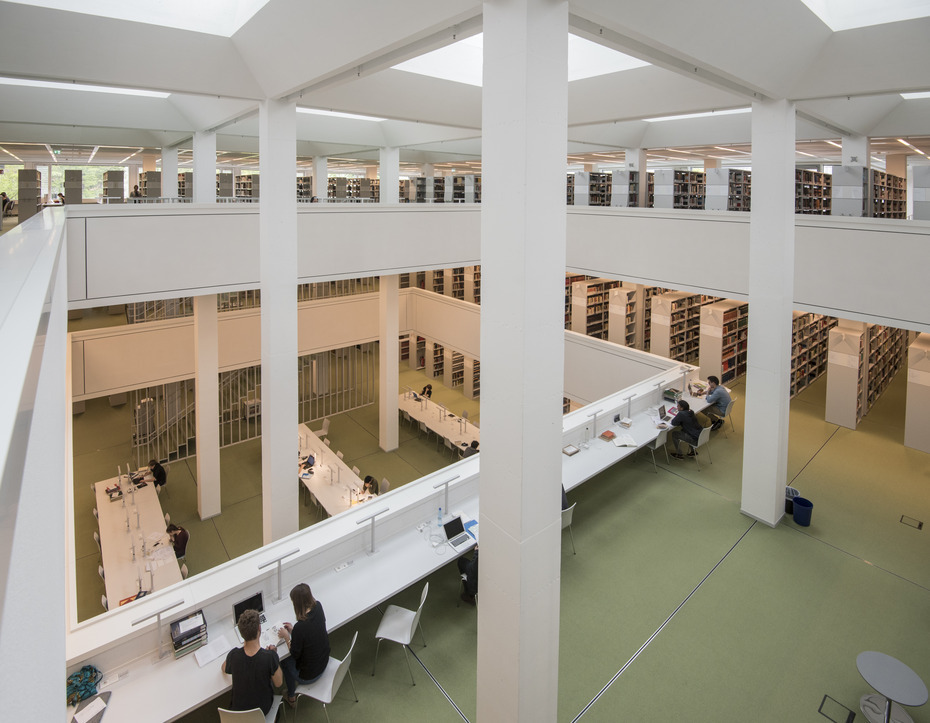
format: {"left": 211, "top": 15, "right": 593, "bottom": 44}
{"left": 56, "top": 192, "right": 66, "bottom": 204}
{"left": 668, "top": 400, "right": 704, "bottom": 459}
{"left": 462, "top": 440, "right": 479, "bottom": 458}
{"left": 458, "top": 547, "right": 478, "bottom": 605}
{"left": 129, "top": 184, "right": 143, "bottom": 199}
{"left": 700, "top": 375, "right": 731, "bottom": 431}
{"left": 420, "top": 383, "right": 432, "bottom": 398}
{"left": 222, "top": 608, "right": 283, "bottom": 716}
{"left": 147, "top": 459, "right": 167, "bottom": 489}
{"left": 0, "top": 192, "right": 13, "bottom": 216}
{"left": 278, "top": 583, "right": 330, "bottom": 707}
{"left": 166, "top": 523, "right": 189, "bottom": 558}
{"left": 362, "top": 475, "right": 379, "bottom": 495}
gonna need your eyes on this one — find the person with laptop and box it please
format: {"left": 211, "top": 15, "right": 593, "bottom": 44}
{"left": 420, "top": 383, "right": 433, "bottom": 398}
{"left": 221, "top": 608, "right": 283, "bottom": 716}
{"left": 147, "top": 459, "right": 167, "bottom": 490}
{"left": 278, "top": 583, "right": 331, "bottom": 707}
{"left": 668, "top": 400, "right": 704, "bottom": 459}
{"left": 462, "top": 440, "right": 479, "bottom": 458}
{"left": 699, "top": 375, "right": 731, "bottom": 431}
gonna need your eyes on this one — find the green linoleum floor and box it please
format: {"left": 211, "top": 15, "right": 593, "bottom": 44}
{"left": 72, "top": 366, "right": 930, "bottom": 722}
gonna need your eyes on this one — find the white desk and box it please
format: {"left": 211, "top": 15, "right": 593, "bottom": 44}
{"left": 399, "top": 392, "right": 480, "bottom": 450}
{"left": 297, "top": 424, "right": 372, "bottom": 517}
{"left": 562, "top": 389, "right": 712, "bottom": 492}
{"left": 94, "top": 476, "right": 183, "bottom": 606}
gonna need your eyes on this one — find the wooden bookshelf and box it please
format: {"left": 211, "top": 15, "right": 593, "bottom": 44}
{"left": 566, "top": 174, "right": 575, "bottom": 206}
{"left": 216, "top": 171, "right": 233, "bottom": 198}
{"left": 444, "top": 350, "right": 465, "bottom": 388}
{"left": 139, "top": 171, "right": 160, "bottom": 199}
{"left": 17, "top": 169, "right": 41, "bottom": 219}
{"left": 790, "top": 311, "right": 837, "bottom": 398}
{"left": 431, "top": 270, "right": 445, "bottom": 295}
{"left": 178, "top": 172, "right": 192, "bottom": 199}
{"left": 565, "top": 274, "right": 590, "bottom": 328}
{"left": 642, "top": 285, "right": 668, "bottom": 351}
{"left": 870, "top": 169, "right": 906, "bottom": 218}
{"left": 653, "top": 170, "right": 705, "bottom": 210}
{"left": 607, "top": 286, "right": 642, "bottom": 348}
{"left": 431, "top": 342, "right": 444, "bottom": 379}
{"left": 464, "top": 358, "right": 480, "bottom": 399}
{"left": 570, "top": 278, "right": 620, "bottom": 340}
{"left": 399, "top": 334, "right": 410, "bottom": 363}
{"left": 296, "top": 176, "right": 313, "bottom": 200}
{"left": 650, "top": 291, "right": 708, "bottom": 362}
{"left": 235, "top": 173, "right": 259, "bottom": 200}
{"left": 795, "top": 169, "right": 831, "bottom": 215}
{"left": 102, "top": 169, "right": 124, "bottom": 203}
{"left": 610, "top": 170, "right": 652, "bottom": 208}
{"left": 465, "top": 266, "right": 481, "bottom": 304}
{"left": 415, "top": 337, "right": 426, "bottom": 370}
{"left": 699, "top": 300, "right": 749, "bottom": 384}
{"left": 705, "top": 169, "right": 751, "bottom": 212}
{"left": 64, "top": 169, "right": 82, "bottom": 205}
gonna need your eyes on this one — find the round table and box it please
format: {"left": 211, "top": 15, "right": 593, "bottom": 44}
{"left": 857, "top": 651, "right": 928, "bottom": 723}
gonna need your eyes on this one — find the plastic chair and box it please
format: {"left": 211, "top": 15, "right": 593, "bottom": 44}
{"left": 402, "top": 410, "right": 412, "bottom": 428}
{"left": 93, "top": 531, "right": 101, "bottom": 555}
{"left": 336, "top": 451, "right": 344, "bottom": 460}
{"left": 719, "top": 398, "right": 737, "bottom": 437}
{"left": 418, "top": 421, "right": 434, "bottom": 443}
{"left": 164, "top": 512, "right": 170, "bottom": 525}
{"left": 644, "top": 429, "right": 670, "bottom": 473}
{"left": 294, "top": 631, "right": 359, "bottom": 723}
{"left": 324, "top": 438, "right": 331, "bottom": 447}
{"left": 380, "top": 479, "right": 390, "bottom": 494}
{"left": 462, "top": 410, "right": 469, "bottom": 420}
{"left": 98, "top": 565, "right": 105, "bottom": 582}
{"left": 684, "top": 426, "right": 713, "bottom": 470}
{"left": 443, "top": 437, "right": 459, "bottom": 459}
{"left": 352, "top": 466, "right": 360, "bottom": 477}
{"left": 311, "top": 418, "right": 331, "bottom": 438}
{"left": 372, "top": 582, "right": 429, "bottom": 684}
{"left": 562, "top": 503, "right": 577, "bottom": 555}
{"left": 217, "top": 697, "right": 284, "bottom": 723}
{"left": 92, "top": 507, "right": 99, "bottom": 521}
{"left": 181, "top": 563, "right": 189, "bottom": 579}
{"left": 101, "top": 595, "right": 108, "bottom": 611}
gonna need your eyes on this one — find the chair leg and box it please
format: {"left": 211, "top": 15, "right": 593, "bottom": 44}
{"left": 347, "top": 669, "right": 359, "bottom": 702}
{"left": 569, "top": 526, "right": 576, "bottom": 555}
{"left": 418, "top": 621, "right": 427, "bottom": 647}
{"left": 322, "top": 704, "right": 332, "bottom": 723}
{"left": 402, "top": 644, "right": 416, "bottom": 685}
{"left": 371, "top": 638, "right": 383, "bottom": 676}
{"left": 649, "top": 447, "right": 658, "bottom": 474}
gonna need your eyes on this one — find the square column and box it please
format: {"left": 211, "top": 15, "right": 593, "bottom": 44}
{"left": 161, "top": 146, "right": 178, "bottom": 199}
{"left": 380, "top": 147, "right": 400, "bottom": 204}
{"left": 379, "top": 275, "right": 400, "bottom": 451}
{"left": 192, "top": 130, "right": 217, "bottom": 204}
{"left": 312, "top": 156, "right": 327, "bottom": 202}
{"left": 194, "top": 294, "right": 221, "bottom": 519}
{"left": 627, "top": 148, "right": 648, "bottom": 207}
{"left": 479, "top": 1, "right": 567, "bottom": 721}
{"left": 741, "top": 99, "right": 796, "bottom": 526}
{"left": 259, "top": 98, "right": 299, "bottom": 542}
{"left": 842, "top": 135, "right": 870, "bottom": 167}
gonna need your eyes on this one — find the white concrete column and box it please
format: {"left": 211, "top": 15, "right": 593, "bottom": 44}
{"left": 627, "top": 148, "right": 648, "bottom": 207}
{"left": 478, "top": 1, "right": 567, "bottom": 721}
{"left": 259, "top": 97, "right": 299, "bottom": 543}
{"left": 703, "top": 157, "right": 720, "bottom": 170}
{"left": 193, "top": 130, "right": 217, "bottom": 203}
{"left": 161, "top": 146, "right": 179, "bottom": 199}
{"left": 194, "top": 294, "right": 221, "bottom": 519}
{"left": 313, "top": 156, "right": 327, "bottom": 202}
{"left": 379, "top": 275, "right": 400, "bottom": 451}
{"left": 422, "top": 163, "right": 435, "bottom": 177}
{"left": 842, "top": 135, "right": 870, "bottom": 167}
{"left": 741, "top": 99, "right": 796, "bottom": 526}
{"left": 380, "top": 147, "right": 400, "bottom": 204}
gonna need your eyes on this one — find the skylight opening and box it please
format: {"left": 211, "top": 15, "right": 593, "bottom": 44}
{"left": 391, "top": 32, "right": 648, "bottom": 87}
{"left": 0, "top": 76, "right": 170, "bottom": 98}
{"left": 901, "top": 91, "right": 930, "bottom": 100}
{"left": 297, "top": 108, "right": 387, "bottom": 123}
{"left": 799, "top": 0, "right": 930, "bottom": 31}
{"left": 644, "top": 108, "right": 750, "bottom": 123}
{"left": 7, "top": 0, "right": 270, "bottom": 36}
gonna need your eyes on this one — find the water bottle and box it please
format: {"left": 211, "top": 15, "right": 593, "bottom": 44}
{"left": 437, "top": 506, "right": 442, "bottom": 526}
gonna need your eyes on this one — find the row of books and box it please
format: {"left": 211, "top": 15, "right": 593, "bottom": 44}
{"left": 171, "top": 609, "right": 207, "bottom": 659}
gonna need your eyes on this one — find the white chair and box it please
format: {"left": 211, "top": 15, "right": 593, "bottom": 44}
{"left": 181, "top": 563, "right": 189, "bottom": 579}
{"left": 644, "top": 429, "right": 670, "bottom": 473}
{"left": 402, "top": 410, "right": 413, "bottom": 429}
{"left": 217, "top": 697, "right": 284, "bottom": 723}
{"left": 380, "top": 479, "right": 390, "bottom": 494}
{"left": 352, "top": 466, "right": 360, "bottom": 477}
{"left": 311, "top": 418, "right": 331, "bottom": 438}
{"left": 92, "top": 507, "right": 99, "bottom": 521}
{"left": 562, "top": 503, "right": 577, "bottom": 555}
{"left": 294, "top": 631, "right": 359, "bottom": 723}
{"left": 101, "top": 595, "right": 108, "bottom": 611}
{"left": 324, "top": 438, "right": 331, "bottom": 447}
{"left": 93, "top": 531, "right": 101, "bottom": 555}
{"left": 164, "top": 512, "right": 170, "bottom": 525}
{"left": 719, "top": 397, "right": 737, "bottom": 437}
{"left": 443, "top": 437, "right": 459, "bottom": 459}
{"left": 336, "top": 451, "right": 344, "bottom": 460}
{"left": 418, "top": 421, "right": 434, "bottom": 444}
{"left": 462, "top": 410, "right": 469, "bottom": 420}
{"left": 683, "top": 426, "right": 713, "bottom": 470}
{"left": 98, "top": 565, "right": 105, "bottom": 581}
{"left": 372, "top": 582, "right": 429, "bottom": 684}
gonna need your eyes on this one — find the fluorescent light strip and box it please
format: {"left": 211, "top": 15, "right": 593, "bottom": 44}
{"left": 826, "top": 140, "right": 843, "bottom": 149}
{"left": 644, "top": 108, "right": 750, "bottom": 123}
{"left": 118, "top": 149, "right": 143, "bottom": 164}
{"left": 901, "top": 91, "right": 930, "bottom": 100}
{"left": 86, "top": 146, "right": 99, "bottom": 164}
{"left": 0, "top": 145, "right": 24, "bottom": 162}
{"left": 796, "top": 150, "right": 818, "bottom": 157}
{"left": 45, "top": 144, "right": 57, "bottom": 162}
{"left": 714, "top": 146, "right": 751, "bottom": 155}
{"left": 898, "top": 138, "right": 927, "bottom": 156}
{"left": 297, "top": 107, "right": 386, "bottom": 122}
{"left": 0, "top": 76, "right": 169, "bottom": 98}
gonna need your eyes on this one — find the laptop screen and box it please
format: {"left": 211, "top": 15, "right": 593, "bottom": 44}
{"left": 233, "top": 591, "right": 264, "bottom": 624}
{"left": 658, "top": 405, "right": 666, "bottom": 418}
{"left": 443, "top": 516, "right": 465, "bottom": 540}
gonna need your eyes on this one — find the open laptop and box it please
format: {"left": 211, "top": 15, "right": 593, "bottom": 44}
{"left": 232, "top": 592, "right": 285, "bottom": 648}
{"left": 656, "top": 404, "right": 677, "bottom": 423}
{"left": 443, "top": 516, "right": 474, "bottom": 551}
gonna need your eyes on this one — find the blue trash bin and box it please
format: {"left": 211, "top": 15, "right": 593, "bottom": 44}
{"left": 792, "top": 497, "right": 813, "bottom": 526}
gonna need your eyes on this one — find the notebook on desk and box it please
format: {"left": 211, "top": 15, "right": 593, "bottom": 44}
{"left": 232, "top": 592, "right": 285, "bottom": 648}
{"left": 443, "top": 516, "right": 473, "bottom": 551}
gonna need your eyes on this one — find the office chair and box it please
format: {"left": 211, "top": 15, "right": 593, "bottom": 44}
{"left": 294, "top": 631, "right": 359, "bottom": 723}
{"left": 372, "top": 582, "right": 429, "bottom": 684}
{"left": 380, "top": 479, "right": 390, "bottom": 494}
{"left": 217, "top": 697, "right": 284, "bottom": 723}
{"left": 101, "top": 595, "right": 108, "bottom": 611}
{"left": 562, "top": 503, "right": 577, "bottom": 555}
{"left": 684, "top": 426, "right": 713, "bottom": 471}
{"left": 98, "top": 565, "right": 105, "bottom": 582}
{"left": 311, "top": 417, "right": 331, "bottom": 438}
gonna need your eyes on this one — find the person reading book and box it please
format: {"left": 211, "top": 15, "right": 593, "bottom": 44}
{"left": 222, "top": 609, "right": 283, "bottom": 716}
{"left": 668, "top": 400, "right": 704, "bottom": 459}
{"left": 700, "top": 376, "right": 731, "bottom": 431}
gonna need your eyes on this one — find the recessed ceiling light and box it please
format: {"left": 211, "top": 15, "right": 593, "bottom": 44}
{"left": 297, "top": 107, "right": 386, "bottom": 122}
{"left": 901, "top": 91, "right": 930, "bottom": 100}
{"left": 0, "top": 76, "right": 170, "bottom": 97}
{"left": 826, "top": 140, "right": 843, "bottom": 149}
{"left": 714, "top": 146, "right": 751, "bottom": 155}
{"left": 644, "top": 108, "right": 750, "bottom": 123}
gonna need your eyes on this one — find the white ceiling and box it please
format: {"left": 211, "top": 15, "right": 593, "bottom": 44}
{"left": 0, "top": 0, "right": 927, "bottom": 171}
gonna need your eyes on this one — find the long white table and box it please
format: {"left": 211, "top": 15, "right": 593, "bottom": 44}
{"left": 297, "top": 424, "right": 373, "bottom": 516}
{"left": 94, "top": 475, "right": 183, "bottom": 607}
{"left": 399, "top": 392, "right": 480, "bottom": 450}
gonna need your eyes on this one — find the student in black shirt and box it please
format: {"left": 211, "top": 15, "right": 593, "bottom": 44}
{"left": 669, "top": 400, "right": 704, "bottom": 459}
{"left": 148, "top": 459, "right": 167, "bottom": 489}
{"left": 420, "top": 384, "right": 432, "bottom": 398}
{"left": 222, "top": 609, "right": 282, "bottom": 715}
{"left": 278, "top": 583, "right": 330, "bottom": 707}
